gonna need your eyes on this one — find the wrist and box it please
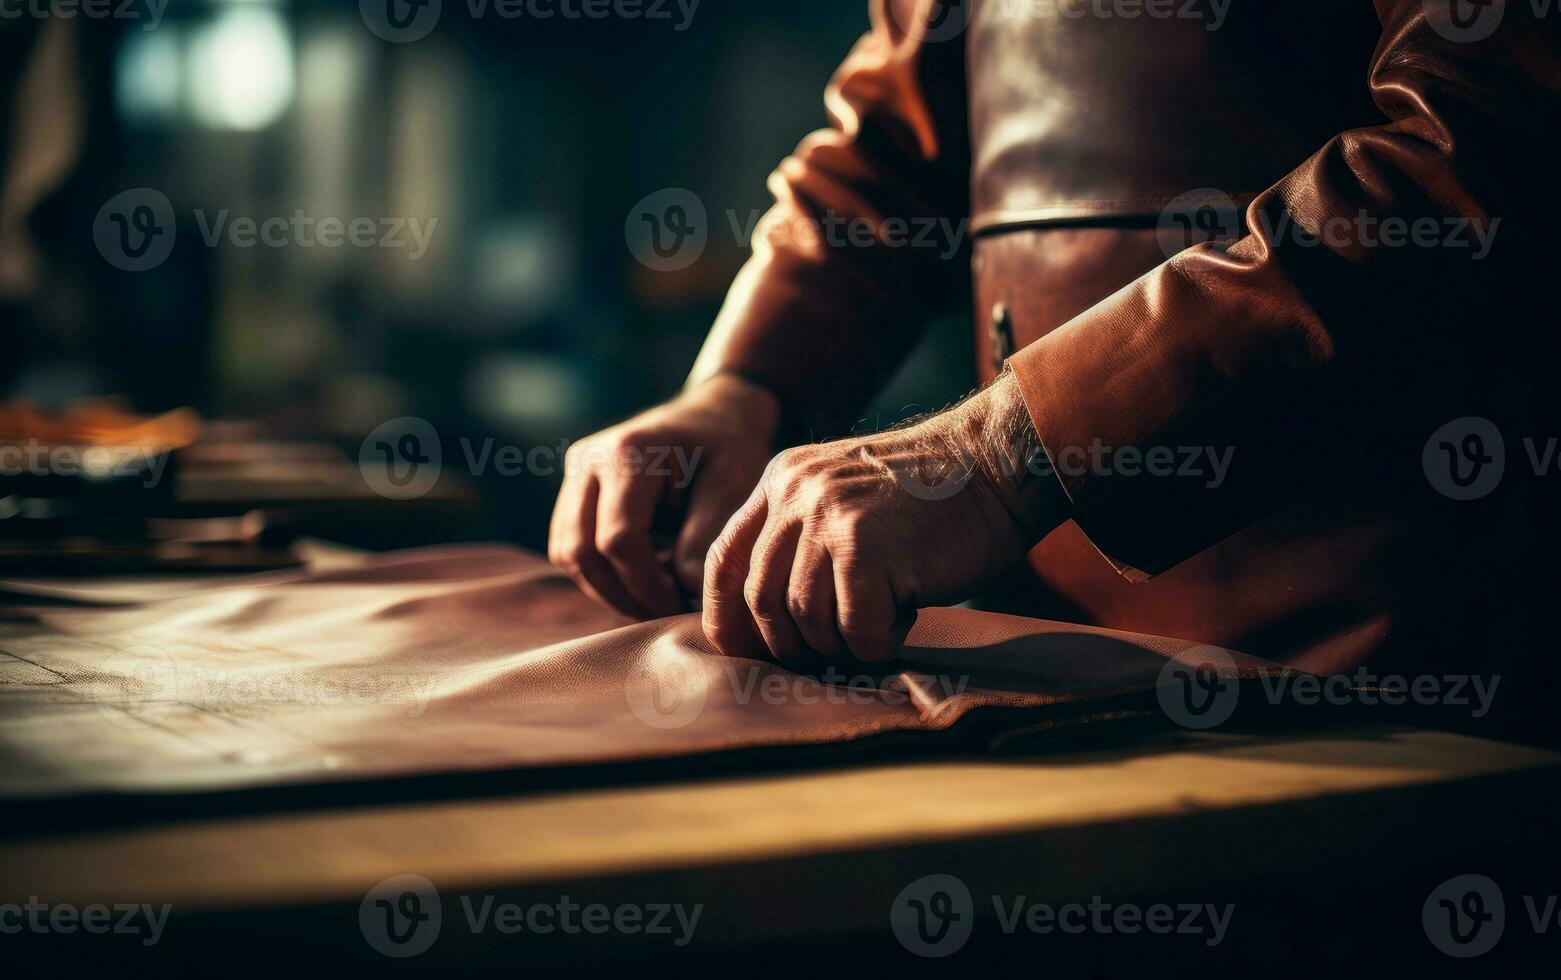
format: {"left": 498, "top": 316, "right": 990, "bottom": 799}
{"left": 949, "top": 373, "right": 1067, "bottom": 542}
{"left": 683, "top": 372, "right": 783, "bottom": 444}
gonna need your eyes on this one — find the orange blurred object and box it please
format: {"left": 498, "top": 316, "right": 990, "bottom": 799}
{"left": 0, "top": 398, "right": 201, "bottom": 450}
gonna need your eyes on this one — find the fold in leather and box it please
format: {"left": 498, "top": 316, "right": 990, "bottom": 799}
{"left": 0, "top": 546, "right": 1285, "bottom": 801}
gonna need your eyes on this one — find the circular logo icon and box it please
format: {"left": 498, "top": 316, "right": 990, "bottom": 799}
{"left": 890, "top": 874, "right": 974, "bottom": 958}
{"left": 1422, "top": 0, "right": 1505, "bottom": 44}
{"left": 361, "top": 874, "right": 442, "bottom": 958}
{"left": 1156, "top": 645, "right": 1240, "bottom": 730}
{"left": 624, "top": 656, "right": 712, "bottom": 730}
{"left": 1423, "top": 417, "right": 1504, "bottom": 501}
{"left": 1423, "top": 874, "right": 1504, "bottom": 958}
{"left": 93, "top": 645, "right": 180, "bottom": 730}
{"left": 94, "top": 189, "right": 176, "bottom": 272}
{"left": 360, "top": 0, "right": 442, "bottom": 42}
{"left": 891, "top": 0, "right": 972, "bottom": 44}
{"left": 625, "top": 188, "right": 708, "bottom": 272}
{"left": 1156, "top": 188, "right": 1242, "bottom": 260}
{"left": 360, "top": 417, "right": 442, "bottom": 501}
{"left": 888, "top": 444, "right": 979, "bottom": 502}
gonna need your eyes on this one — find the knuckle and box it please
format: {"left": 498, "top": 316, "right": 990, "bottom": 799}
{"left": 565, "top": 439, "right": 605, "bottom": 471}
{"left": 549, "top": 539, "right": 583, "bottom": 570}
{"left": 703, "top": 551, "right": 744, "bottom": 598}
{"left": 743, "top": 579, "right": 781, "bottom": 618}
{"left": 546, "top": 543, "right": 569, "bottom": 569}
{"left": 786, "top": 590, "right": 817, "bottom": 625}
{"left": 837, "top": 608, "right": 889, "bottom": 644}
{"left": 838, "top": 624, "right": 879, "bottom": 647}
{"left": 571, "top": 429, "right": 657, "bottom": 475}
{"left": 595, "top": 525, "right": 637, "bottom": 558}
{"left": 600, "top": 428, "right": 636, "bottom": 450}
{"left": 764, "top": 449, "right": 806, "bottom": 487}
{"left": 829, "top": 540, "right": 864, "bottom": 571}
{"left": 811, "top": 482, "right": 851, "bottom": 516}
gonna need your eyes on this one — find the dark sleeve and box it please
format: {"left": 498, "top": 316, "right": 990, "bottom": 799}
{"left": 688, "top": 0, "right": 971, "bottom": 439}
{"left": 1008, "top": 0, "right": 1561, "bottom": 578}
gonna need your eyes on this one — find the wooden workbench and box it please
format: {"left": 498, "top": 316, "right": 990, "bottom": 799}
{"left": 3, "top": 721, "right": 1558, "bottom": 975}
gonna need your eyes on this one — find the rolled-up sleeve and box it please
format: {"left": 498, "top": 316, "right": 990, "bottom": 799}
{"left": 1009, "top": 0, "right": 1561, "bottom": 578}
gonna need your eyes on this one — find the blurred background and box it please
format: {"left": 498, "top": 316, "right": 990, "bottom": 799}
{"left": 0, "top": 0, "right": 972, "bottom": 556}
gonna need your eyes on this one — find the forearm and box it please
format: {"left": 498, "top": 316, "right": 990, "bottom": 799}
{"left": 940, "top": 372, "right": 1070, "bottom": 546}
{"left": 685, "top": 241, "right": 940, "bottom": 443}
{"left": 689, "top": 0, "right": 970, "bottom": 442}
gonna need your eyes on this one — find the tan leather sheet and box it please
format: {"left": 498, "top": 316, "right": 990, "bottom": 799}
{"left": 0, "top": 546, "right": 1282, "bottom": 801}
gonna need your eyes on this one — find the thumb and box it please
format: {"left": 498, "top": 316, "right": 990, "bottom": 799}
{"left": 674, "top": 476, "right": 752, "bottom": 594}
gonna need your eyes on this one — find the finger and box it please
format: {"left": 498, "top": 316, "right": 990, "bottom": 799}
{"left": 702, "top": 488, "right": 770, "bottom": 659}
{"left": 595, "top": 466, "right": 685, "bottom": 618}
{"left": 833, "top": 552, "right": 914, "bottom": 664}
{"left": 674, "top": 473, "right": 752, "bottom": 595}
{"left": 788, "top": 537, "right": 847, "bottom": 657}
{"left": 548, "top": 472, "right": 647, "bottom": 617}
{"left": 745, "top": 519, "right": 807, "bottom": 664}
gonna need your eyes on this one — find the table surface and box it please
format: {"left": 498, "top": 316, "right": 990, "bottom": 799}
{"left": 3, "top": 722, "right": 1556, "bottom": 924}
{"left": 7, "top": 553, "right": 1557, "bottom": 970}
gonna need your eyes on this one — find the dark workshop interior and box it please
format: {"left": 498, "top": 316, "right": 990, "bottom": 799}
{"left": 3, "top": 2, "right": 1561, "bottom": 977}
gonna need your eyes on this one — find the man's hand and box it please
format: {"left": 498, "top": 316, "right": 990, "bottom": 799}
{"left": 702, "top": 373, "right": 1061, "bottom": 665}
{"left": 549, "top": 375, "right": 779, "bottom": 619}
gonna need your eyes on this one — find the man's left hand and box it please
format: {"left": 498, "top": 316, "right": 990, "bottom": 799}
{"left": 701, "top": 373, "right": 1060, "bottom": 665}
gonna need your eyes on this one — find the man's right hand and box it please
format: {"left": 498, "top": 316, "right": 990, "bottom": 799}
{"left": 548, "top": 374, "right": 780, "bottom": 619}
